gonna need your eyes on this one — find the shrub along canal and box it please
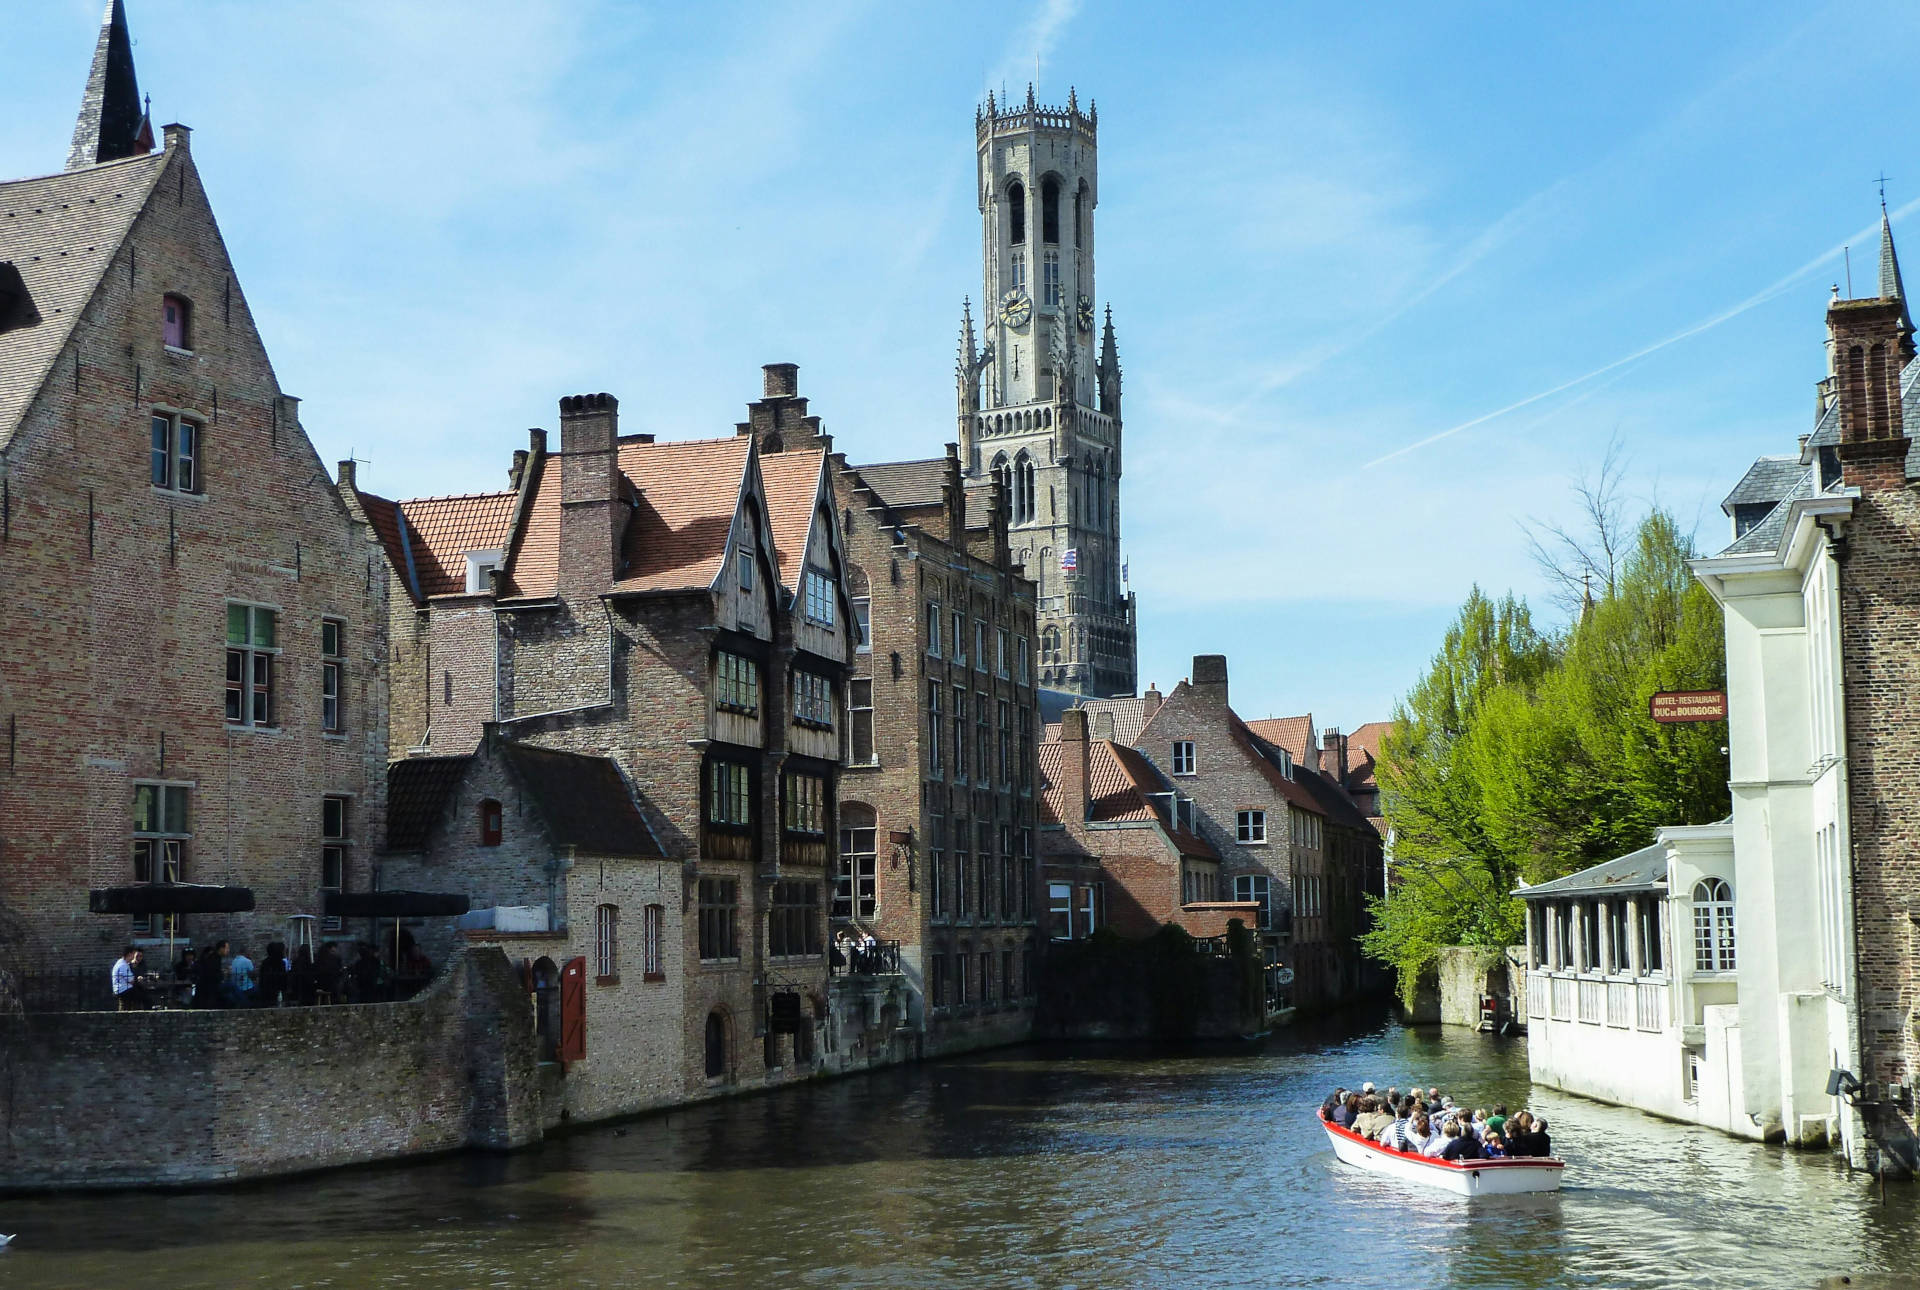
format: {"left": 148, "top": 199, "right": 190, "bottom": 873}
{"left": 2, "top": 1009, "right": 1914, "bottom": 1288}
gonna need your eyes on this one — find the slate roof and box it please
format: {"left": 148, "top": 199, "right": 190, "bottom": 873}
{"left": 496, "top": 742, "right": 663, "bottom": 858}
{"left": 1515, "top": 841, "right": 1667, "bottom": 899}
{"left": 0, "top": 150, "right": 170, "bottom": 450}
{"left": 1293, "top": 763, "right": 1378, "bottom": 836}
{"left": 1076, "top": 695, "right": 1150, "bottom": 744}
{"left": 1246, "top": 715, "right": 1313, "bottom": 765}
{"left": 1720, "top": 456, "right": 1805, "bottom": 513}
{"left": 964, "top": 486, "right": 996, "bottom": 530}
{"left": 386, "top": 755, "right": 473, "bottom": 851}
{"left": 757, "top": 448, "right": 826, "bottom": 591}
{"left": 854, "top": 458, "right": 946, "bottom": 510}
{"left": 1718, "top": 464, "right": 1819, "bottom": 557}
{"left": 505, "top": 436, "right": 752, "bottom": 600}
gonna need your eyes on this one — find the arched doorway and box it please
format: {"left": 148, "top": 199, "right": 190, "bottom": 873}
{"left": 531, "top": 956, "right": 560, "bottom": 1063}
{"left": 704, "top": 1008, "right": 728, "bottom": 1079}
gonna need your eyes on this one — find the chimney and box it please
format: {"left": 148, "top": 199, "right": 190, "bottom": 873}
{"left": 558, "top": 393, "right": 621, "bottom": 591}
{"left": 944, "top": 441, "right": 964, "bottom": 542}
{"left": 1091, "top": 711, "right": 1116, "bottom": 741}
{"left": 763, "top": 363, "right": 799, "bottom": 398}
{"left": 1828, "top": 299, "right": 1912, "bottom": 491}
{"left": 1323, "top": 727, "right": 1348, "bottom": 782}
{"left": 1142, "top": 683, "right": 1163, "bottom": 726}
{"left": 336, "top": 459, "right": 356, "bottom": 492}
{"left": 1191, "top": 654, "right": 1229, "bottom": 708}
{"left": 509, "top": 449, "right": 528, "bottom": 490}
{"left": 738, "top": 363, "right": 824, "bottom": 451}
{"left": 1058, "top": 709, "right": 1091, "bottom": 823}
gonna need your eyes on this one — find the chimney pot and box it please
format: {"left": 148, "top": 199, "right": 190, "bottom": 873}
{"left": 763, "top": 363, "right": 799, "bottom": 398}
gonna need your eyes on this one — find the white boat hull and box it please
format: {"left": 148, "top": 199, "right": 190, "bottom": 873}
{"left": 1321, "top": 1118, "right": 1564, "bottom": 1196}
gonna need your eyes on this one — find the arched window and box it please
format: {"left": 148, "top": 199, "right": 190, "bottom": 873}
{"left": 594, "top": 904, "right": 618, "bottom": 980}
{"left": 837, "top": 802, "right": 877, "bottom": 920}
{"left": 1007, "top": 180, "right": 1026, "bottom": 246}
{"left": 991, "top": 453, "right": 1011, "bottom": 517}
{"left": 1042, "top": 626, "right": 1061, "bottom": 664}
{"left": 1014, "top": 452, "right": 1036, "bottom": 524}
{"left": 1074, "top": 180, "right": 1089, "bottom": 248}
{"left": 1041, "top": 175, "right": 1061, "bottom": 244}
{"left": 1692, "top": 879, "right": 1735, "bottom": 971}
{"left": 479, "top": 799, "right": 503, "bottom": 847}
{"left": 705, "top": 1009, "right": 728, "bottom": 1078}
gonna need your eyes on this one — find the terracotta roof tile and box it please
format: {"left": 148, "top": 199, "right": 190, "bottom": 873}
{"left": 1345, "top": 720, "right": 1391, "bottom": 793}
{"left": 757, "top": 448, "right": 825, "bottom": 590}
{"left": 356, "top": 489, "right": 412, "bottom": 600}
{"left": 1246, "top": 715, "right": 1313, "bottom": 764}
{"left": 0, "top": 151, "right": 170, "bottom": 449}
{"left": 400, "top": 491, "right": 515, "bottom": 598}
{"left": 1232, "top": 717, "right": 1325, "bottom": 814}
{"left": 1089, "top": 741, "right": 1157, "bottom": 822}
{"left": 613, "top": 437, "right": 751, "bottom": 594}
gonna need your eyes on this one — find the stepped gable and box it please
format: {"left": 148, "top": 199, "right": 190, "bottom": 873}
{"left": 0, "top": 150, "right": 170, "bottom": 448}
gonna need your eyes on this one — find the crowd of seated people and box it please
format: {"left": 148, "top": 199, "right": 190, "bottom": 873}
{"left": 1320, "top": 1082, "right": 1555, "bottom": 1160}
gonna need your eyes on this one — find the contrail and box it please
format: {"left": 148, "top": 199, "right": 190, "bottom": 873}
{"left": 1365, "top": 197, "right": 1920, "bottom": 469}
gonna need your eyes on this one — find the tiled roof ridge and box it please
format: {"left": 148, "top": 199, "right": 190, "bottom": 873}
{"left": 0, "top": 146, "right": 165, "bottom": 193}
{"left": 398, "top": 487, "right": 516, "bottom": 506}
{"left": 850, "top": 454, "right": 944, "bottom": 470}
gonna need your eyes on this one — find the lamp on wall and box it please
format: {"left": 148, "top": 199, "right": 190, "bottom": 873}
{"left": 1826, "top": 1068, "right": 1863, "bottom": 1100}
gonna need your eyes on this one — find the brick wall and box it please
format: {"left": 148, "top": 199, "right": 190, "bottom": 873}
{"left": 0, "top": 133, "right": 389, "bottom": 971}
{"left": 0, "top": 946, "right": 539, "bottom": 1189}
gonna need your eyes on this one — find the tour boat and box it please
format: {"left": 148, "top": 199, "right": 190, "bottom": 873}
{"left": 1318, "top": 1114, "right": 1564, "bottom": 1196}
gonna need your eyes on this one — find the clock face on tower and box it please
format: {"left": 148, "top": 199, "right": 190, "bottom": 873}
{"left": 1000, "top": 289, "right": 1032, "bottom": 330}
{"left": 1077, "top": 295, "right": 1094, "bottom": 334}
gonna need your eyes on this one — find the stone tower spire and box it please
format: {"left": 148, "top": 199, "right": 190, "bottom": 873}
{"left": 66, "top": 0, "right": 152, "bottom": 172}
{"left": 1098, "top": 305, "right": 1121, "bottom": 419}
{"left": 1878, "top": 200, "right": 1912, "bottom": 346}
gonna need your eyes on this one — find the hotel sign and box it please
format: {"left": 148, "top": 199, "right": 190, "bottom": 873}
{"left": 1649, "top": 690, "right": 1727, "bottom": 723}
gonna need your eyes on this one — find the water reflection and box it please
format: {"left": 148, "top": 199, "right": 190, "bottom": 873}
{"left": 1, "top": 1009, "right": 1914, "bottom": 1288}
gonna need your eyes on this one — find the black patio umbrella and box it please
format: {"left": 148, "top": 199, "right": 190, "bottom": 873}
{"left": 90, "top": 885, "right": 255, "bottom": 969}
{"left": 322, "top": 891, "right": 471, "bottom": 980}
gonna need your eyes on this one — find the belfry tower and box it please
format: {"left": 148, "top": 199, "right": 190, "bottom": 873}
{"left": 959, "top": 85, "right": 1137, "bottom": 698}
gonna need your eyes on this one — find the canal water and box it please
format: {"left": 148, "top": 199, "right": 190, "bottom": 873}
{"left": 4, "top": 1009, "right": 1916, "bottom": 1288}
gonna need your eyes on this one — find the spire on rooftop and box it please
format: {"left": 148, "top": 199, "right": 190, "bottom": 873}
{"left": 66, "top": 1, "right": 150, "bottom": 172}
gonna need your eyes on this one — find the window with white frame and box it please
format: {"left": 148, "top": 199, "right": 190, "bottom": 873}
{"left": 150, "top": 410, "right": 202, "bottom": 493}
{"left": 715, "top": 652, "right": 759, "bottom": 714}
{"left": 322, "top": 795, "right": 348, "bottom": 931}
{"left": 1818, "top": 822, "right": 1846, "bottom": 991}
{"left": 847, "top": 679, "right": 875, "bottom": 765}
{"left": 951, "top": 612, "right": 967, "bottom": 665}
{"left": 464, "top": 549, "right": 502, "bottom": 595}
{"left": 594, "top": 904, "right": 619, "bottom": 980}
{"left": 852, "top": 597, "right": 871, "bottom": 653}
{"left": 643, "top": 904, "right": 666, "bottom": 979}
{"left": 225, "top": 603, "right": 278, "bottom": 727}
{"left": 1048, "top": 881, "right": 1073, "bottom": 940}
{"left": 928, "top": 682, "right": 944, "bottom": 777}
{"left": 926, "top": 602, "right": 941, "bottom": 656}
{"left": 804, "top": 570, "right": 835, "bottom": 626}
{"left": 792, "top": 670, "right": 833, "bottom": 728}
{"left": 1236, "top": 809, "right": 1267, "bottom": 845}
{"left": 132, "top": 783, "right": 189, "bottom": 936}
{"left": 1693, "top": 878, "right": 1736, "bottom": 972}
{"left": 837, "top": 805, "right": 877, "bottom": 920}
{"left": 997, "top": 629, "right": 1009, "bottom": 677}
{"left": 1171, "top": 740, "right": 1195, "bottom": 776}
{"left": 321, "top": 619, "right": 346, "bottom": 733}
{"left": 974, "top": 621, "right": 987, "bottom": 670}
{"left": 707, "top": 760, "right": 752, "bottom": 827}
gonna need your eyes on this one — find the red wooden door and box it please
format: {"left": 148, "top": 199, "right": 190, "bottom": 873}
{"left": 559, "top": 955, "right": 587, "bottom": 1065}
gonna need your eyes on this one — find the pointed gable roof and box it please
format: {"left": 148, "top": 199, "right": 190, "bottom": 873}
{"left": 67, "top": 1, "right": 151, "bottom": 172}
{"left": 400, "top": 491, "right": 515, "bottom": 598}
{"left": 1881, "top": 204, "right": 1912, "bottom": 338}
{"left": 0, "top": 149, "right": 171, "bottom": 451}
{"left": 757, "top": 447, "right": 828, "bottom": 591}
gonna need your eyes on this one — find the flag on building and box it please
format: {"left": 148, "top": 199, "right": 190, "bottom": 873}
{"left": 1062, "top": 548, "right": 1078, "bottom": 574}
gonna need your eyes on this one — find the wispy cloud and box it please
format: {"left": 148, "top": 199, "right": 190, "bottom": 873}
{"left": 989, "top": 0, "right": 1080, "bottom": 100}
{"left": 1364, "top": 197, "right": 1920, "bottom": 469}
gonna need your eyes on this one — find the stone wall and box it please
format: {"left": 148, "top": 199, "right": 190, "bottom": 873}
{"left": 1036, "top": 923, "right": 1265, "bottom": 1041}
{"left": 1434, "top": 945, "right": 1527, "bottom": 1030}
{"left": 0, "top": 947, "right": 539, "bottom": 1190}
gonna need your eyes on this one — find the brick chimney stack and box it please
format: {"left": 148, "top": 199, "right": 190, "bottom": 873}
{"left": 1142, "top": 683, "right": 1162, "bottom": 726}
{"left": 1191, "top": 654, "right": 1229, "bottom": 708}
{"left": 1091, "top": 710, "right": 1116, "bottom": 741}
{"left": 1058, "top": 709, "right": 1091, "bottom": 823}
{"left": 1829, "top": 300, "right": 1912, "bottom": 491}
{"left": 1323, "top": 727, "right": 1348, "bottom": 782}
{"left": 737, "top": 362, "right": 825, "bottom": 451}
{"left": 558, "top": 393, "right": 622, "bottom": 590}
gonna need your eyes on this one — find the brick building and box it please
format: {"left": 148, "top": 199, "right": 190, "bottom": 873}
{"left": 1087, "top": 656, "right": 1381, "bottom": 1013}
{"left": 726, "top": 367, "right": 1044, "bottom": 1056}
{"left": 0, "top": 2, "right": 390, "bottom": 971}
{"left": 348, "top": 372, "right": 857, "bottom": 1097}
{"left": 1039, "top": 709, "right": 1256, "bottom": 944}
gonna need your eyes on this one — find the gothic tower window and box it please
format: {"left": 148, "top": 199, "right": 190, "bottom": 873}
{"left": 1008, "top": 180, "right": 1026, "bottom": 246}
{"left": 1042, "top": 175, "right": 1061, "bottom": 244}
{"left": 1043, "top": 251, "right": 1061, "bottom": 307}
{"left": 991, "top": 453, "right": 1011, "bottom": 515}
{"left": 1075, "top": 180, "right": 1088, "bottom": 249}
{"left": 1014, "top": 451, "right": 1036, "bottom": 524}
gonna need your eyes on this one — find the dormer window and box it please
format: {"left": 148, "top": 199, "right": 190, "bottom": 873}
{"left": 1731, "top": 503, "right": 1773, "bottom": 539}
{"left": 163, "top": 294, "right": 192, "bottom": 350}
{"left": 738, "top": 550, "right": 755, "bottom": 593}
{"left": 465, "top": 549, "right": 503, "bottom": 594}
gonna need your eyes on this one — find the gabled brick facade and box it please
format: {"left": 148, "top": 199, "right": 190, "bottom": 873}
{"left": 0, "top": 114, "right": 390, "bottom": 970}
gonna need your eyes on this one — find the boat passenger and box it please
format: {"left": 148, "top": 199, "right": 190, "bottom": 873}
{"left": 1482, "top": 1131, "right": 1508, "bottom": 1158}
{"left": 1505, "top": 1112, "right": 1548, "bottom": 1157}
{"left": 1338, "top": 1093, "right": 1361, "bottom": 1127}
{"left": 1532, "top": 1117, "right": 1552, "bottom": 1157}
{"left": 1352, "top": 1097, "right": 1393, "bottom": 1141}
{"left": 1486, "top": 1104, "right": 1509, "bottom": 1137}
{"left": 1425, "top": 1087, "right": 1443, "bottom": 1114}
{"left": 1422, "top": 1120, "right": 1456, "bottom": 1158}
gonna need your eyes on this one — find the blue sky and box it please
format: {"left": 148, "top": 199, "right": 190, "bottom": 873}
{"left": 9, "top": 1, "right": 1920, "bottom": 729}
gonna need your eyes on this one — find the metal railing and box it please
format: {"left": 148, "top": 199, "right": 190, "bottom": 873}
{"left": 830, "top": 939, "right": 901, "bottom": 977}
